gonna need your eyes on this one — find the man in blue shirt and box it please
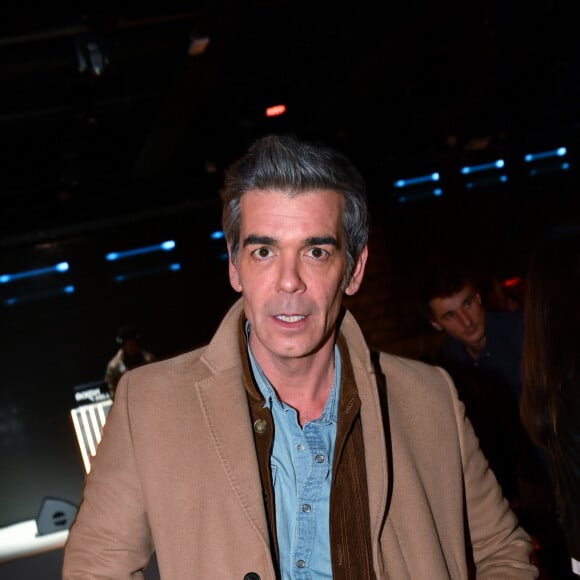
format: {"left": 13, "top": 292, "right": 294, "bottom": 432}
{"left": 64, "top": 135, "right": 538, "bottom": 579}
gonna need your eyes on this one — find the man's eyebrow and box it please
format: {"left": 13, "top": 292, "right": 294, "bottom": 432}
{"left": 305, "top": 236, "right": 338, "bottom": 247}
{"left": 242, "top": 235, "right": 339, "bottom": 247}
{"left": 243, "top": 235, "right": 276, "bottom": 247}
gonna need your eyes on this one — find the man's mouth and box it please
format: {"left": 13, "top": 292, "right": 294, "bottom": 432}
{"left": 275, "top": 314, "right": 306, "bottom": 323}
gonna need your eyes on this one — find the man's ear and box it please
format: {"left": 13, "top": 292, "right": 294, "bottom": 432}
{"left": 344, "top": 245, "right": 368, "bottom": 296}
{"left": 430, "top": 319, "right": 443, "bottom": 332}
{"left": 228, "top": 249, "right": 242, "bottom": 293}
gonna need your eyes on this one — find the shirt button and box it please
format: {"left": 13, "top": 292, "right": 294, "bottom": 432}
{"left": 301, "top": 504, "right": 312, "bottom": 513}
{"left": 315, "top": 454, "right": 325, "bottom": 463}
{"left": 296, "top": 560, "right": 306, "bottom": 569}
{"left": 297, "top": 444, "right": 305, "bottom": 452}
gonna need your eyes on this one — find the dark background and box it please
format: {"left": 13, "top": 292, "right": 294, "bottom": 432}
{"left": 1, "top": 1, "right": 580, "bottom": 577}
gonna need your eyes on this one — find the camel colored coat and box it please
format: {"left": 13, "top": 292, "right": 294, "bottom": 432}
{"left": 63, "top": 299, "right": 537, "bottom": 579}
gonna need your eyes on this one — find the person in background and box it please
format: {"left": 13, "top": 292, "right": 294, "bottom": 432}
{"left": 104, "top": 324, "right": 156, "bottom": 399}
{"left": 520, "top": 226, "right": 580, "bottom": 577}
{"left": 422, "top": 258, "right": 570, "bottom": 577}
{"left": 421, "top": 260, "right": 553, "bottom": 501}
{"left": 63, "top": 134, "right": 538, "bottom": 579}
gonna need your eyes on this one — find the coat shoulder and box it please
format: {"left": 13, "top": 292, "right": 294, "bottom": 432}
{"left": 122, "top": 345, "right": 210, "bottom": 392}
{"left": 378, "top": 351, "right": 453, "bottom": 387}
{"left": 374, "top": 351, "right": 459, "bottom": 413}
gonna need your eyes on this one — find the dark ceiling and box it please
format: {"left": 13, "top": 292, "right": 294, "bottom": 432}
{"left": 1, "top": 1, "right": 579, "bottom": 249}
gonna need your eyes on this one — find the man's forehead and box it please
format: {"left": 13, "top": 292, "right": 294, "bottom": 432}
{"left": 239, "top": 188, "right": 343, "bottom": 227}
{"left": 430, "top": 284, "right": 476, "bottom": 311}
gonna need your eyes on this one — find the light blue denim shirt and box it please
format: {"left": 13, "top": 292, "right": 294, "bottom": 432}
{"left": 246, "top": 324, "right": 340, "bottom": 579}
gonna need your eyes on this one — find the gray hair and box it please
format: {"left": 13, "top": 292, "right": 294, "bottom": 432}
{"left": 221, "top": 134, "right": 369, "bottom": 286}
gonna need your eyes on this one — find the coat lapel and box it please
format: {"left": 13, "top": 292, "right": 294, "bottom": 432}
{"left": 196, "top": 368, "right": 270, "bottom": 543}
{"left": 340, "top": 311, "right": 390, "bottom": 547}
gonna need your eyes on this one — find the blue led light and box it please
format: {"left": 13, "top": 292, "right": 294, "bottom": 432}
{"left": 524, "top": 147, "right": 567, "bottom": 163}
{"left": 397, "top": 187, "right": 443, "bottom": 203}
{"left": 460, "top": 159, "right": 504, "bottom": 175}
{"left": 529, "top": 162, "right": 570, "bottom": 177}
{"left": 105, "top": 240, "right": 176, "bottom": 261}
{"left": 0, "top": 262, "right": 69, "bottom": 284}
{"left": 113, "top": 263, "right": 182, "bottom": 282}
{"left": 210, "top": 230, "right": 224, "bottom": 240}
{"left": 394, "top": 172, "right": 440, "bottom": 188}
{"left": 3, "top": 284, "right": 75, "bottom": 306}
{"left": 465, "top": 174, "right": 508, "bottom": 189}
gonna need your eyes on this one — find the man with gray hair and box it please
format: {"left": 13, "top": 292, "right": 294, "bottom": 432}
{"left": 64, "top": 134, "right": 537, "bottom": 579}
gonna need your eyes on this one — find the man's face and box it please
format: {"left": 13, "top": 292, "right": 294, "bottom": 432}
{"left": 428, "top": 283, "right": 486, "bottom": 350}
{"left": 228, "top": 189, "right": 367, "bottom": 365}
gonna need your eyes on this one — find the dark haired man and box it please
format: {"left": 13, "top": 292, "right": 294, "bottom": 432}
{"left": 423, "top": 260, "right": 568, "bottom": 577}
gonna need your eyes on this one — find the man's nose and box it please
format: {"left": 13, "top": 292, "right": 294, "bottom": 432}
{"left": 457, "top": 309, "right": 473, "bottom": 326}
{"left": 276, "top": 256, "right": 306, "bottom": 293}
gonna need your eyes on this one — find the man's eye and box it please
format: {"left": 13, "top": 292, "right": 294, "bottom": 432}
{"left": 306, "top": 247, "right": 328, "bottom": 259}
{"left": 442, "top": 312, "right": 454, "bottom": 321}
{"left": 252, "top": 247, "right": 272, "bottom": 259}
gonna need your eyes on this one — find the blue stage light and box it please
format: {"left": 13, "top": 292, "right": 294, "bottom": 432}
{"left": 105, "top": 240, "right": 176, "bottom": 262}
{"left": 113, "top": 263, "right": 182, "bottom": 283}
{"left": 3, "top": 284, "right": 76, "bottom": 306}
{"left": 394, "top": 172, "right": 440, "bottom": 189}
{"left": 460, "top": 159, "right": 504, "bottom": 175}
{"left": 397, "top": 188, "right": 443, "bottom": 203}
{"left": 524, "top": 147, "right": 566, "bottom": 163}
{"left": 465, "top": 174, "right": 508, "bottom": 189}
{"left": 0, "top": 262, "right": 69, "bottom": 284}
{"left": 529, "top": 162, "right": 570, "bottom": 177}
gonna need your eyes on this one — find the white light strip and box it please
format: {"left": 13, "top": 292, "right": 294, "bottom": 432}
{"left": 70, "top": 400, "right": 113, "bottom": 473}
{"left": 70, "top": 411, "right": 92, "bottom": 474}
{"left": 0, "top": 520, "right": 68, "bottom": 563}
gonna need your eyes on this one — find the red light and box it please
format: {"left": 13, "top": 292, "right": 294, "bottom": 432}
{"left": 501, "top": 276, "right": 521, "bottom": 288}
{"left": 265, "top": 104, "right": 286, "bottom": 117}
